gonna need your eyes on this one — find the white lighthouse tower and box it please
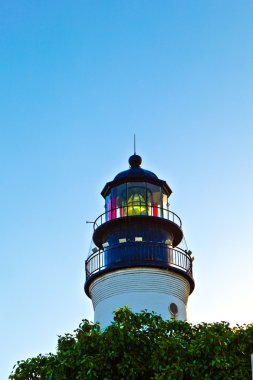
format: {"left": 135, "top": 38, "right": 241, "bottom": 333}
{"left": 84, "top": 154, "right": 194, "bottom": 328}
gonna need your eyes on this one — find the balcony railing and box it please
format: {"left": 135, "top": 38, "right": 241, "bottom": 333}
{"left": 93, "top": 204, "right": 182, "bottom": 231}
{"left": 85, "top": 242, "right": 193, "bottom": 282}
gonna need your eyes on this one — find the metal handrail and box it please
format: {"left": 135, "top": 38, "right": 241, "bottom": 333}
{"left": 85, "top": 242, "right": 193, "bottom": 281}
{"left": 93, "top": 204, "right": 182, "bottom": 230}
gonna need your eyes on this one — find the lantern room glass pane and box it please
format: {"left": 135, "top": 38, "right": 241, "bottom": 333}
{"left": 126, "top": 182, "right": 147, "bottom": 216}
{"left": 105, "top": 194, "right": 112, "bottom": 221}
{"left": 147, "top": 183, "right": 162, "bottom": 217}
{"left": 111, "top": 184, "right": 127, "bottom": 218}
{"left": 162, "top": 192, "right": 169, "bottom": 219}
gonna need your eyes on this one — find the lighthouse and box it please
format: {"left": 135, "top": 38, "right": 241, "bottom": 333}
{"left": 84, "top": 154, "right": 195, "bottom": 328}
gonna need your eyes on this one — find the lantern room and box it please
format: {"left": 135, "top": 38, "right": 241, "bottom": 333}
{"left": 102, "top": 154, "right": 172, "bottom": 221}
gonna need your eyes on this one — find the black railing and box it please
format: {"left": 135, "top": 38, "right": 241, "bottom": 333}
{"left": 85, "top": 242, "right": 193, "bottom": 281}
{"left": 93, "top": 204, "right": 182, "bottom": 231}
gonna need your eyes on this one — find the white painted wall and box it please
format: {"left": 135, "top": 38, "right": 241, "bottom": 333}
{"left": 89, "top": 267, "right": 191, "bottom": 328}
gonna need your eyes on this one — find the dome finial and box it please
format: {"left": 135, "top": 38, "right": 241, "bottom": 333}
{"left": 129, "top": 153, "right": 142, "bottom": 168}
{"left": 134, "top": 133, "right": 136, "bottom": 155}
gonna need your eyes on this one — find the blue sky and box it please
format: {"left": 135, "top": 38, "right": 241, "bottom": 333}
{"left": 1, "top": 1, "right": 253, "bottom": 378}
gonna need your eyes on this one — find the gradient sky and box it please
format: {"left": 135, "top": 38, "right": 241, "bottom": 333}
{"left": 1, "top": 1, "right": 253, "bottom": 378}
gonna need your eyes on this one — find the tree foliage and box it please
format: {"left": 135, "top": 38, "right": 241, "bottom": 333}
{"left": 10, "top": 307, "right": 253, "bottom": 380}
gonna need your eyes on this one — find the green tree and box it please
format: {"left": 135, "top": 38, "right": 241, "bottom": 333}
{"left": 10, "top": 307, "right": 253, "bottom": 380}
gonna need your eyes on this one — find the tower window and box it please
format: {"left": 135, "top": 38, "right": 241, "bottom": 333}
{"left": 169, "top": 303, "right": 178, "bottom": 320}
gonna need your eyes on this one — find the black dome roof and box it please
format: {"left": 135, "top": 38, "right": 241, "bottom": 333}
{"left": 101, "top": 154, "right": 172, "bottom": 197}
{"left": 114, "top": 154, "right": 158, "bottom": 181}
{"left": 114, "top": 167, "right": 158, "bottom": 180}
